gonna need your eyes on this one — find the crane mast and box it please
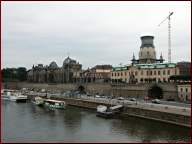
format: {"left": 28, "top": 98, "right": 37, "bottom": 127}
{"left": 158, "top": 12, "right": 173, "bottom": 63}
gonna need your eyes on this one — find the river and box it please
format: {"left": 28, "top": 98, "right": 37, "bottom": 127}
{"left": 2, "top": 100, "right": 191, "bottom": 143}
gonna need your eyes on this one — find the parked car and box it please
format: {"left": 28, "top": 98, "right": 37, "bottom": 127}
{"left": 167, "top": 98, "right": 175, "bottom": 101}
{"left": 117, "top": 97, "right": 124, "bottom": 100}
{"left": 95, "top": 95, "right": 101, "bottom": 98}
{"left": 130, "top": 98, "right": 136, "bottom": 101}
{"left": 152, "top": 99, "right": 161, "bottom": 104}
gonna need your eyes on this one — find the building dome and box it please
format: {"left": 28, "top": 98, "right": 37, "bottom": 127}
{"left": 49, "top": 61, "right": 58, "bottom": 69}
{"left": 63, "top": 56, "right": 76, "bottom": 66}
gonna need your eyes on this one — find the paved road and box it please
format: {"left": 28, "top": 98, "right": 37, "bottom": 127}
{"left": 77, "top": 95, "right": 191, "bottom": 108}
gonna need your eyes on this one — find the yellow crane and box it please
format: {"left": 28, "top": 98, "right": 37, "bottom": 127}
{"left": 158, "top": 12, "right": 174, "bottom": 63}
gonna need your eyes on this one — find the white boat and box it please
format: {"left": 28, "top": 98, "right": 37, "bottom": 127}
{"left": 2, "top": 89, "right": 28, "bottom": 102}
{"left": 97, "top": 105, "right": 107, "bottom": 112}
{"left": 9, "top": 93, "right": 28, "bottom": 102}
{"left": 96, "top": 105, "right": 123, "bottom": 119}
{"left": 32, "top": 96, "right": 45, "bottom": 106}
{"left": 44, "top": 99, "right": 66, "bottom": 109}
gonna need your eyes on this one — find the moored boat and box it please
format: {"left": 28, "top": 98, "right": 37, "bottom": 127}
{"left": 44, "top": 99, "right": 66, "bottom": 109}
{"left": 96, "top": 105, "right": 123, "bottom": 119}
{"left": 2, "top": 89, "right": 28, "bottom": 102}
{"left": 96, "top": 105, "right": 114, "bottom": 118}
{"left": 32, "top": 96, "right": 45, "bottom": 106}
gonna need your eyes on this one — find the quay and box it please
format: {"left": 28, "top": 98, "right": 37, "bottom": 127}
{"left": 40, "top": 95, "right": 191, "bottom": 128}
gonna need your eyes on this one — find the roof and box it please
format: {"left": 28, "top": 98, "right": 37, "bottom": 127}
{"left": 112, "top": 63, "right": 177, "bottom": 71}
{"left": 44, "top": 99, "right": 65, "bottom": 103}
{"left": 93, "top": 65, "right": 112, "bottom": 70}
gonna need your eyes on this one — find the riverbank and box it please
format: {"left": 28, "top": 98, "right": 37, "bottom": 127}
{"left": 43, "top": 96, "right": 191, "bottom": 128}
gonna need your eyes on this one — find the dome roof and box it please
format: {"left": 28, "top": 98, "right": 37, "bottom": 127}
{"left": 49, "top": 61, "right": 58, "bottom": 69}
{"left": 63, "top": 56, "right": 76, "bottom": 66}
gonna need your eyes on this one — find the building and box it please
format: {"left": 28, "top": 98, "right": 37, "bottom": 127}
{"left": 111, "top": 63, "right": 179, "bottom": 83}
{"left": 27, "top": 56, "right": 82, "bottom": 83}
{"left": 177, "top": 83, "right": 191, "bottom": 102}
{"left": 176, "top": 61, "right": 191, "bottom": 76}
{"left": 81, "top": 65, "right": 112, "bottom": 83}
{"left": 111, "top": 35, "right": 180, "bottom": 84}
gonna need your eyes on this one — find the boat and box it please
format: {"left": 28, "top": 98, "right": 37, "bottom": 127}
{"left": 9, "top": 92, "right": 28, "bottom": 102}
{"left": 2, "top": 89, "right": 28, "bottom": 102}
{"left": 96, "top": 105, "right": 114, "bottom": 118}
{"left": 32, "top": 96, "right": 45, "bottom": 106}
{"left": 44, "top": 99, "right": 66, "bottom": 109}
{"left": 96, "top": 105, "right": 123, "bottom": 118}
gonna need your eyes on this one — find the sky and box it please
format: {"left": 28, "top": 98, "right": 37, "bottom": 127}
{"left": 1, "top": 1, "right": 191, "bottom": 70}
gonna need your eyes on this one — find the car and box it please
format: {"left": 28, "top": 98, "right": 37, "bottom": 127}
{"left": 151, "top": 99, "right": 161, "bottom": 104}
{"left": 117, "top": 97, "right": 124, "bottom": 100}
{"left": 130, "top": 98, "right": 136, "bottom": 101}
{"left": 167, "top": 98, "right": 175, "bottom": 101}
{"left": 95, "top": 95, "right": 101, "bottom": 98}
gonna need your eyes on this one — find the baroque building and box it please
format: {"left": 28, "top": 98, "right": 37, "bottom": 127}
{"left": 27, "top": 57, "right": 82, "bottom": 83}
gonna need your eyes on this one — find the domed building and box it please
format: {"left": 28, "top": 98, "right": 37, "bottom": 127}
{"left": 27, "top": 57, "right": 82, "bottom": 83}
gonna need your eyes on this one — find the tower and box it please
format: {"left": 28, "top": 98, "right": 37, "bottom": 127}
{"left": 139, "top": 36, "right": 157, "bottom": 64}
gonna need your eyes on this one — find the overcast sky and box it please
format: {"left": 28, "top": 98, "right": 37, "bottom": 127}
{"left": 2, "top": 1, "right": 191, "bottom": 70}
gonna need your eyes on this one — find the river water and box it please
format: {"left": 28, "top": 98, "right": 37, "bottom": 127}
{"left": 2, "top": 100, "right": 191, "bottom": 143}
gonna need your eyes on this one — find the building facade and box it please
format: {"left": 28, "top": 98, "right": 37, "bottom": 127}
{"left": 176, "top": 61, "right": 191, "bottom": 76}
{"left": 111, "top": 63, "right": 180, "bottom": 83}
{"left": 80, "top": 65, "right": 112, "bottom": 83}
{"left": 27, "top": 57, "right": 82, "bottom": 83}
{"left": 177, "top": 84, "right": 191, "bottom": 102}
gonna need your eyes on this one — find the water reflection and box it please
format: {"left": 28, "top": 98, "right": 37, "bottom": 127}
{"left": 110, "top": 116, "right": 190, "bottom": 142}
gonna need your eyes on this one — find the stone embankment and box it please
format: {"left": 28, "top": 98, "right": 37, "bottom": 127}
{"left": 49, "top": 96, "right": 191, "bottom": 128}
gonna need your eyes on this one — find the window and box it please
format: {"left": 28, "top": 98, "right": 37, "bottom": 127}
{"left": 121, "top": 72, "right": 123, "bottom": 76}
{"left": 158, "top": 71, "right": 160, "bottom": 75}
{"left": 135, "top": 71, "right": 138, "bottom": 76}
{"left": 167, "top": 70, "right": 170, "bottom": 75}
{"left": 186, "top": 88, "right": 188, "bottom": 92}
{"left": 154, "top": 71, "right": 156, "bottom": 75}
{"left": 118, "top": 73, "right": 119, "bottom": 76}
{"left": 115, "top": 73, "right": 116, "bottom": 76}
{"left": 150, "top": 71, "right": 152, "bottom": 75}
{"left": 181, "top": 88, "right": 183, "bottom": 92}
{"left": 112, "top": 73, "right": 113, "bottom": 76}
{"left": 147, "top": 71, "right": 149, "bottom": 76}
{"left": 125, "top": 72, "right": 127, "bottom": 76}
{"left": 163, "top": 70, "right": 165, "bottom": 75}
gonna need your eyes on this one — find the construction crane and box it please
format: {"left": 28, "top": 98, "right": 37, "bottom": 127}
{"left": 158, "top": 12, "right": 174, "bottom": 63}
